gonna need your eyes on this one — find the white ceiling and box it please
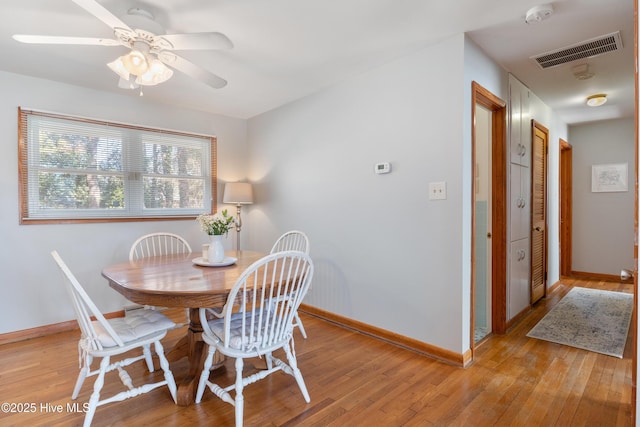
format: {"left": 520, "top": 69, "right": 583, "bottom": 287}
{"left": 468, "top": 0, "right": 634, "bottom": 125}
{"left": 0, "top": 0, "right": 633, "bottom": 122}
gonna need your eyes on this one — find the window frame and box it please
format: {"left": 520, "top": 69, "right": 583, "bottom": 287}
{"left": 18, "top": 107, "right": 217, "bottom": 224}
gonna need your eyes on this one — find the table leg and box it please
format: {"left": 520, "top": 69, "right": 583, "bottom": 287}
{"left": 174, "top": 308, "right": 224, "bottom": 406}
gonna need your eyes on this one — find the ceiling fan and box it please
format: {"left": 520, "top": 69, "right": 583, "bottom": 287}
{"left": 12, "top": 0, "right": 232, "bottom": 93}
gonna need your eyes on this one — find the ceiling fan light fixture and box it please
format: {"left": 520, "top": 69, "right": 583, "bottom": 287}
{"left": 586, "top": 94, "right": 607, "bottom": 107}
{"left": 136, "top": 59, "right": 173, "bottom": 86}
{"left": 107, "top": 57, "right": 130, "bottom": 80}
{"left": 14, "top": 0, "right": 231, "bottom": 93}
{"left": 117, "top": 76, "right": 138, "bottom": 90}
{"left": 121, "top": 49, "right": 148, "bottom": 76}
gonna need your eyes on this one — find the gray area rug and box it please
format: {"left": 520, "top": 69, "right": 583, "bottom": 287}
{"left": 526, "top": 287, "right": 633, "bottom": 358}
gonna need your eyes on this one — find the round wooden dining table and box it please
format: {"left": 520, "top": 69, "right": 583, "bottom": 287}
{"left": 101, "top": 250, "right": 265, "bottom": 406}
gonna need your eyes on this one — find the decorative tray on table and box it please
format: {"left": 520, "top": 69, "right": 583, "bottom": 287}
{"left": 192, "top": 257, "right": 238, "bottom": 267}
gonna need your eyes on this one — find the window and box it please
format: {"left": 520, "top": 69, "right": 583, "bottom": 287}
{"left": 18, "top": 108, "right": 217, "bottom": 223}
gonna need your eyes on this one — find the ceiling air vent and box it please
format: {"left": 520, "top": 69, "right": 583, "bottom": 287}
{"left": 531, "top": 31, "right": 623, "bottom": 69}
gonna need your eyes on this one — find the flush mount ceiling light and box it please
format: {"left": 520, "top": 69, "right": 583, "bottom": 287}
{"left": 586, "top": 94, "right": 607, "bottom": 107}
{"left": 525, "top": 4, "right": 554, "bottom": 24}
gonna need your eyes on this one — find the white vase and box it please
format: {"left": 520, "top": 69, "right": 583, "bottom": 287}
{"left": 208, "top": 234, "right": 225, "bottom": 263}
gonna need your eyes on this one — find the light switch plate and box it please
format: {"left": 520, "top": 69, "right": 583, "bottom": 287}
{"left": 429, "top": 181, "right": 447, "bottom": 200}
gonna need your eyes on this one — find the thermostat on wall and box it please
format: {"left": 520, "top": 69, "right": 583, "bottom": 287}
{"left": 374, "top": 162, "right": 391, "bottom": 174}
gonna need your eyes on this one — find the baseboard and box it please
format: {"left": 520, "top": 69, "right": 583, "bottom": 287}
{"left": 506, "top": 305, "right": 532, "bottom": 331}
{"left": 0, "top": 310, "right": 125, "bottom": 346}
{"left": 299, "top": 304, "right": 467, "bottom": 367}
{"left": 547, "top": 280, "right": 562, "bottom": 294}
{"left": 570, "top": 270, "right": 623, "bottom": 282}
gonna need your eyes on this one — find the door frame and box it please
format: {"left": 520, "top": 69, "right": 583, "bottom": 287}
{"left": 559, "top": 139, "right": 572, "bottom": 277}
{"left": 471, "top": 81, "right": 507, "bottom": 356}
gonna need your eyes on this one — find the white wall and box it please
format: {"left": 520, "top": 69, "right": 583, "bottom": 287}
{"left": 0, "top": 71, "right": 248, "bottom": 334}
{"left": 569, "top": 118, "right": 635, "bottom": 275}
{"left": 547, "top": 116, "right": 569, "bottom": 285}
{"left": 246, "top": 34, "right": 509, "bottom": 355}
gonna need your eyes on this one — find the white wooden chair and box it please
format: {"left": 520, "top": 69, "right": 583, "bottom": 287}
{"left": 129, "top": 232, "right": 192, "bottom": 260}
{"left": 51, "top": 250, "right": 177, "bottom": 427}
{"left": 270, "top": 230, "right": 310, "bottom": 254}
{"left": 270, "top": 230, "right": 310, "bottom": 338}
{"left": 129, "top": 232, "right": 192, "bottom": 326}
{"left": 195, "top": 251, "right": 314, "bottom": 427}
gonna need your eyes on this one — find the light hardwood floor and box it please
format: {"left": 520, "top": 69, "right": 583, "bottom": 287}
{"left": 0, "top": 278, "right": 633, "bottom": 426}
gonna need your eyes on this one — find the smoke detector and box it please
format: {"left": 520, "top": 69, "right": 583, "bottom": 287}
{"left": 525, "top": 4, "right": 554, "bottom": 24}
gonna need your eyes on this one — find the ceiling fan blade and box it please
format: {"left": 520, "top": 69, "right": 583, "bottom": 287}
{"left": 159, "top": 32, "right": 233, "bottom": 50}
{"left": 159, "top": 52, "right": 227, "bottom": 89}
{"left": 12, "top": 35, "right": 120, "bottom": 46}
{"left": 72, "top": 0, "right": 133, "bottom": 32}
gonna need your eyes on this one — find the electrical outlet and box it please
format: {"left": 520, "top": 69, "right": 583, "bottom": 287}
{"left": 429, "top": 181, "right": 447, "bottom": 200}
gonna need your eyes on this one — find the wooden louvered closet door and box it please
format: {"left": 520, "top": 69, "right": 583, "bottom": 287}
{"left": 531, "top": 121, "right": 548, "bottom": 304}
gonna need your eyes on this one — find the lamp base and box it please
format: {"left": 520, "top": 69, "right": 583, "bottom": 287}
{"left": 235, "top": 204, "right": 243, "bottom": 251}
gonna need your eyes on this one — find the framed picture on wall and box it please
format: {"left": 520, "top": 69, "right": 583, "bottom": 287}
{"left": 591, "top": 163, "right": 628, "bottom": 192}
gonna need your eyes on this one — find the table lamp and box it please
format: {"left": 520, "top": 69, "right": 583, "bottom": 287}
{"left": 223, "top": 182, "right": 254, "bottom": 251}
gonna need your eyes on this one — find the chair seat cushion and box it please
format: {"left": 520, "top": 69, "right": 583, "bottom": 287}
{"left": 93, "top": 310, "right": 176, "bottom": 348}
{"left": 207, "top": 312, "right": 282, "bottom": 351}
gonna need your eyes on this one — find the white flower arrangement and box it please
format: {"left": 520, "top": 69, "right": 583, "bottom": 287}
{"left": 196, "top": 209, "right": 235, "bottom": 235}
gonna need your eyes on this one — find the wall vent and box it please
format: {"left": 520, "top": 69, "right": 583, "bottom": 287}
{"left": 530, "top": 31, "right": 623, "bottom": 69}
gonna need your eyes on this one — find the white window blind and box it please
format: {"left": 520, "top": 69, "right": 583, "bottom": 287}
{"left": 18, "top": 108, "right": 216, "bottom": 222}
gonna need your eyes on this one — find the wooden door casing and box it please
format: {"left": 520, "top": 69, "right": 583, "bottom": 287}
{"left": 559, "top": 139, "right": 572, "bottom": 277}
{"left": 471, "top": 81, "right": 507, "bottom": 347}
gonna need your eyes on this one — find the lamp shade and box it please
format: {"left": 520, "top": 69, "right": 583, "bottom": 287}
{"left": 223, "top": 182, "right": 253, "bottom": 204}
{"left": 121, "top": 50, "right": 148, "bottom": 76}
{"left": 136, "top": 59, "right": 173, "bottom": 86}
{"left": 108, "top": 57, "right": 130, "bottom": 80}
